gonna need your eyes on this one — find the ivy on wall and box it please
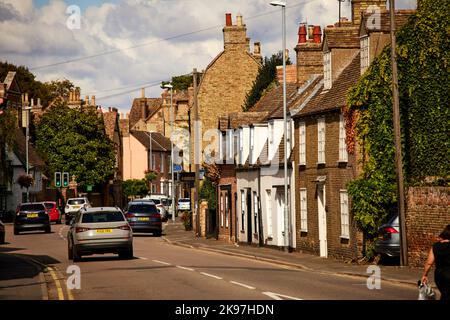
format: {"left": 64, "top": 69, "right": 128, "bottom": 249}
{"left": 344, "top": 0, "right": 450, "bottom": 238}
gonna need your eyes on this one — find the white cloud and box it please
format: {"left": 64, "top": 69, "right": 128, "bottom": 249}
{"left": 0, "top": 0, "right": 416, "bottom": 114}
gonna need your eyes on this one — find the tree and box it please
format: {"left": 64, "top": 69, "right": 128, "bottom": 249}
{"left": 243, "top": 52, "right": 292, "bottom": 111}
{"left": 35, "top": 103, "right": 115, "bottom": 187}
{"left": 162, "top": 74, "right": 193, "bottom": 91}
{"left": 123, "top": 179, "right": 149, "bottom": 198}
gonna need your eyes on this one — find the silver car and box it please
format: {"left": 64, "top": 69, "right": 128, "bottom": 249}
{"left": 67, "top": 207, "right": 133, "bottom": 262}
{"left": 374, "top": 214, "right": 400, "bottom": 258}
{"left": 65, "top": 197, "right": 92, "bottom": 225}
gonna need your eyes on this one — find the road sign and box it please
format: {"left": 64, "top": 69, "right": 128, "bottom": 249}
{"left": 86, "top": 185, "right": 93, "bottom": 192}
{"left": 173, "top": 164, "right": 182, "bottom": 172}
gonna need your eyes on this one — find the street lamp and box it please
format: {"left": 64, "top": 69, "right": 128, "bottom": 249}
{"left": 162, "top": 83, "right": 175, "bottom": 223}
{"left": 270, "top": 0, "right": 290, "bottom": 251}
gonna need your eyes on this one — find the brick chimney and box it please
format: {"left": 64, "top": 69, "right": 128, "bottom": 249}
{"left": 351, "top": 0, "right": 387, "bottom": 26}
{"left": 276, "top": 65, "right": 297, "bottom": 84}
{"left": 85, "top": 95, "right": 90, "bottom": 106}
{"left": 295, "top": 24, "right": 323, "bottom": 87}
{"left": 91, "top": 95, "right": 96, "bottom": 107}
{"left": 223, "top": 13, "right": 248, "bottom": 51}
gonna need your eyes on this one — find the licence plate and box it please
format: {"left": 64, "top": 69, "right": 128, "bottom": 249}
{"left": 73, "top": 205, "right": 80, "bottom": 209}
{"left": 137, "top": 217, "right": 150, "bottom": 221}
{"left": 27, "top": 214, "right": 39, "bottom": 218}
{"left": 96, "top": 229, "right": 112, "bottom": 233}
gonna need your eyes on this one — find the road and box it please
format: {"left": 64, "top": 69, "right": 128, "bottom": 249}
{"left": 0, "top": 222, "right": 417, "bottom": 300}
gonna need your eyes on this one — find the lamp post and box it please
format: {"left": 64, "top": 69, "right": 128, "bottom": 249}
{"left": 162, "top": 83, "right": 175, "bottom": 222}
{"left": 22, "top": 93, "right": 32, "bottom": 203}
{"left": 270, "top": 0, "right": 290, "bottom": 251}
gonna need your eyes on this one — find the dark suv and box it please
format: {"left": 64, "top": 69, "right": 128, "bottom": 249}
{"left": 124, "top": 201, "right": 162, "bottom": 236}
{"left": 14, "top": 203, "right": 51, "bottom": 235}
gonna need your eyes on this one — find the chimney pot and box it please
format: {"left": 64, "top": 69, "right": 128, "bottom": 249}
{"left": 225, "top": 13, "right": 232, "bottom": 26}
{"left": 298, "top": 24, "right": 307, "bottom": 43}
{"left": 308, "top": 25, "right": 314, "bottom": 40}
{"left": 236, "top": 14, "right": 243, "bottom": 27}
{"left": 253, "top": 42, "right": 261, "bottom": 54}
{"left": 141, "top": 88, "right": 145, "bottom": 98}
{"left": 92, "top": 95, "right": 96, "bottom": 106}
{"left": 86, "top": 95, "right": 90, "bottom": 105}
{"left": 313, "top": 26, "right": 322, "bottom": 43}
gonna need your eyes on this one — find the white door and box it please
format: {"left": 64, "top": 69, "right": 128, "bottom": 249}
{"left": 317, "top": 185, "right": 327, "bottom": 258}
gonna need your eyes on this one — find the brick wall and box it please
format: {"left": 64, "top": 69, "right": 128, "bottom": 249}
{"left": 406, "top": 187, "right": 450, "bottom": 267}
{"left": 295, "top": 42, "right": 323, "bottom": 85}
{"left": 351, "top": 0, "right": 387, "bottom": 26}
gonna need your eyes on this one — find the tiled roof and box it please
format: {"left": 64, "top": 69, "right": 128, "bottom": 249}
{"left": 129, "top": 98, "right": 162, "bottom": 130}
{"left": 249, "top": 83, "right": 298, "bottom": 117}
{"left": 360, "top": 10, "right": 415, "bottom": 36}
{"left": 218, "top": 112, "right": 269, "bottom": 131}
{"left": 130, "top": 131, "right": 171, "bottom": 152}
{"left": 324, "top": 27, "right": 360, "bottom": 49}
{"left": 295, "top": 53, "right": 360, "bottom": 117}
{"left": 14, "top": 128, "right": 45, "bottom": 168}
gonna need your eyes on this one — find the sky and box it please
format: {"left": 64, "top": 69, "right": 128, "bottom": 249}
{"left": 0, "top": 0, "right": 417, "bottom": 115}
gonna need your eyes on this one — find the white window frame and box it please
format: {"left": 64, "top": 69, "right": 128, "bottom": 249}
{"left": 286, "top": 119, "right": 292, "bottom": 152}
{"left": 360, "top": 36, "right": 370, "bottom": 74}
{"left": 317, "top": 117, "right": 326, "bottom": 164}
{"left": 300, "top": 188, "right": 308, "bottom": 232}
{"left": 219, "top": 132, "right": 224, "bottom": 161}
{"left": 220, "top": 193, "right": 224, "bottom": 227}
{"left": 227, "top": 129, "right": 234, "bottom": 161}
{"left": 265, "top": 189, "right": 273, "bottom": 237}
{"left": 225, "top": 193, "right": 229, "bottom": 228}
{"left": 250, "top": 126, "right": 255, "bottom": 164}
{"left": 253, "top": 192, "right": 258, "bottom": 235}
{"left": 324, "top": 52, "right": 332, "bottom": 90}
{"left": 239, "top": 129, "right": 244, "bottom": 164}
{"left": 340, "top": 190, "right": 350, "bottom": 239}
{"left": 240, "top": 190, "right": 245, "bottom": 231}
{"left": 339, "top": 114, "right": 348, "bottom": 162}
{"left": 160, "top": 181, "right": 164, "bottom": 194}
{"left": 299, "top": 121, "right": 306, "bottom": 165}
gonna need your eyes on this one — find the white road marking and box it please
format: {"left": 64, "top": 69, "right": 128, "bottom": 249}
{"left": 137, "top": 257, "right": 148, "bottom": 260}
{"left": 262, "top": 291, "right": 303, "bottom": 300}
{"left": 176, "top": 265, "right": 195, "bottom": 271}
{"left": 200, "top": 272, "right": 222, "bottom": 280}
{"left": 229, "top": 281, "right": 256, "bottom": 290}
{"left": 152, "top": 259, "right": 171, "bottom": 265}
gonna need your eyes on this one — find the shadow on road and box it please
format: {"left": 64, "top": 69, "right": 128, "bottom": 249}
{"left": 0, "top": 251, "right": 60, "bottom": 282}
{"left": 76, "top": 255, "right": 140, "bottom": 263}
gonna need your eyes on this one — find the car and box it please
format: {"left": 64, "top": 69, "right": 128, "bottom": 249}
{"left": 144, "top": 195, "right": 168, "bottom": 221}
{"left": 14, "top": 202, "right": 51, "bottom": 235}
{"left": 43, "top": 201, "right": 62, "bottom": 224}
{"left": 374, "top": 214, "right": 400, "bottom": 258}
{"left": 65, "top": 197, "right": 91, "bottom": 224}
{"left": 161, "top": 198, "right": 173, "bottom": 219}
{"left": 0, "top": 220, "right": 5, "bottom": 244}
{"left": 67, "top": 207, "right": 133, "bottom": 262}
{"left": 177, "top": 198, "right": 191, "bottom": 212}
{"left": 124, "top": 201, "right": 162, "bottom": 236}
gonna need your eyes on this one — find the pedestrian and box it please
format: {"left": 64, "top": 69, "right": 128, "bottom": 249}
{"left": 421, "top": 224, "right": 450, "bottom": 300}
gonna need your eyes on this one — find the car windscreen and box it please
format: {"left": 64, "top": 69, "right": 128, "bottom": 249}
{"left": 162, "top": 199, "right": 172, "bottom": 205}
{"left": 81, "top": 211, "right": 125, "bottom": 223}
{"left": 20, "top": 204, "right": 45, "bottom": 211}
{"left": 128, "top": 205, "right": 158, "bottom": 214}
{"left": 150, "top": 199, "right": 161, "bottom": 205}
{"left": 44, "top": 203, "right": 55, "bottom": 209}
{"left": 68, "top": 199, "right": 86, "bottom": 205}
{"left": 178, "top": 199, "right": 190, "bottom": 203}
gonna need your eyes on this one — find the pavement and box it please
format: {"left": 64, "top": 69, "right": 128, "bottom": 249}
{"left": 162, "top": 219, "right": 429, "bottom": 288}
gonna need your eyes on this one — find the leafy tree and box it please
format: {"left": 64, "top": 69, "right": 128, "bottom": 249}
{"left": 35, "top": 103, "right": 115, "bottom": 186}
{"left": 123, "top": 179, "right": 149, "bottom": 198}
{"left": 162, "top": 74, "right": 193, "bottom": 91}
{"left": 243, "top": 51, "right": 292, "bottom": 111}
{"left": 345, "top": 0, "right": 449, "bottom": 239}
{"left": 199, "top": 176, "right": 217, "bottom": 210}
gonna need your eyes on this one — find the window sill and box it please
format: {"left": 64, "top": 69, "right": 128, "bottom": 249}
{"left": 340, "top": 236, "right": 350, "bottom": 240}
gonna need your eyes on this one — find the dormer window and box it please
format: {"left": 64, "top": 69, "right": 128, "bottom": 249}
{"left": 361, "top": 36, "right": 370, "bottom": 74}
{"left": 324, "top": 52, "right": 332, "bottom": 90}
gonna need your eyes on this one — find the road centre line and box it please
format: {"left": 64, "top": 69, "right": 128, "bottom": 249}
{"left": 152, "top": 259, "right": 171, "bottom": 265}
{"left": 176, "top": 265, "right": 195, "bottom": 271}
{"left": 229, "top": 281, "right": 255, "bottom": 290}
{"left": 200, "top": 272, "right": 222, "bottom": 280}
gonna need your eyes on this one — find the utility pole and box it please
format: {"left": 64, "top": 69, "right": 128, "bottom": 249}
{"left": 192, "top": 68, "right": 200, "bottom": 236}
{"left": 22, "top": 93, "right": 31, "bottom": 203}
{"left": 389, "top": 0, "right": 408, "bottom": 266}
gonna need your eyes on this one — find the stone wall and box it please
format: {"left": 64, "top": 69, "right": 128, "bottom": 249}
{"left": 406, "top": 187, "right": 450, "bottom": 267}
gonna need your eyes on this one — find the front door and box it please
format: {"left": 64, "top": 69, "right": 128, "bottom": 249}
{"left": 317, "top": 184, "right": 327, "bottom": 257}
{"left": 246, "top": 190, "right": 252, "bottom": 244}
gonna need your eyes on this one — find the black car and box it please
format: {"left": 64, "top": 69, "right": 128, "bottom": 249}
{"left": 14, "top": 203, "right": 51, "bottom": 235}
{"left": 125, "top": 201, "right": 162, "bottom": 236}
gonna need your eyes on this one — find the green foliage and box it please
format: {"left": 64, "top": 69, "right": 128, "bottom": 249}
{"left": 243, "top": 52, "right": 292, "bottom": 111}
{"left": 199, "top": 176, "right": 217, "bottom": 210}
{"left": 144, "top": 170, "right": 158, "bottom": 183}
{"left": 346, "top": 0, "right": 450, "bottom": 238}
{"left": 161, "top": 74, "right": 193, "bottom": 91}
{"left": 122, "top": 179, "right": 149, "bottom": 198}
{"left": 35, "top": 103, "right": 115, "bottom": 186}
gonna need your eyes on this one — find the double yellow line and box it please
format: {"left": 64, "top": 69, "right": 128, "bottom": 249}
{"left": 47, "top": 266, "right": 74, "bottom": 300}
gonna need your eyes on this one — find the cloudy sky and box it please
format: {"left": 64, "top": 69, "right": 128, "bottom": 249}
{"left": 0, "top": 0, "right": 416, "bottom": 114}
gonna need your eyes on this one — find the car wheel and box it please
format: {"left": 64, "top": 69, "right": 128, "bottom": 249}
{"left": 45, "top": 226, "right": 51, "bottom": 233}
{"left": 119, "top": 245, "right": 133, "bottom": 260}
{"left": 68, "top": 240, "right": 73, "bottom": 260}
{"left": 72, "top": 245, "right": 81, "bottom": 262}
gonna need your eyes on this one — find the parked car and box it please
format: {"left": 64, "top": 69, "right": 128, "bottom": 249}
{"left": 374, "top": 214, "right": 400, "bottom": 258}
{"left": 65, "top": 197, "right": 91, "bottom": 224}
{"left": 125, "top": 201, "right": 162, "bottom": 236}
{"left": 161, "top": 198, "right": 173, "bottom": 218}
{"left": 144, "top": 195, "right": 168, "bottom": 221}
{"left": 67, "top": 207, "right": 133, "bottom": 262}
{"left": 0, "top": 220, "right": 5, "bottom": 244}
{"left": 177, "top": 198, "right": 191, "bottom": 212}
{"left": 14, "top": 203, "right": 50, "bottom": 235}
{"left": 43, "top": 201, "right": 62, "bottom": 224}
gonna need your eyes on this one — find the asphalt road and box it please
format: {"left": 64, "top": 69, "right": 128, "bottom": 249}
{"left": 0, "top": 222, "right": 418, "bottom": 300}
